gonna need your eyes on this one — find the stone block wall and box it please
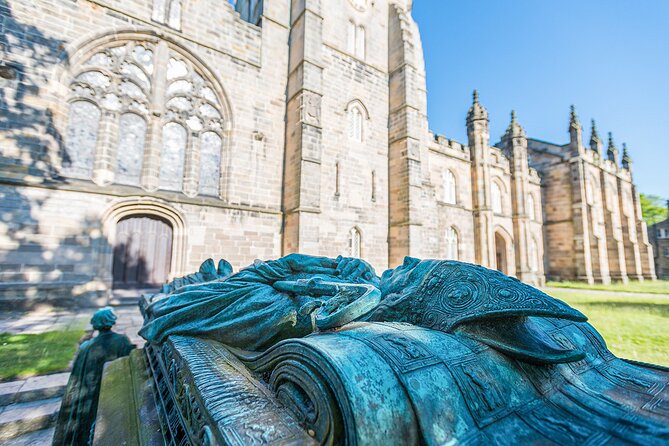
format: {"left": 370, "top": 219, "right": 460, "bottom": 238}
{"left": 0, "top": 0, "right": 655, "bottom": 307}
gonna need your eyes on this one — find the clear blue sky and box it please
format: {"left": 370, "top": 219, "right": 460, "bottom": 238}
{"left": 412, "top": 0, "right": 669, "bottom": 198}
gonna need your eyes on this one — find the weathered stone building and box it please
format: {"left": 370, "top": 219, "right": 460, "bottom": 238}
{"left": 649, "top": 202, "right": 669, "bottom": 280}
{"left": 527, "top": 110, "right": 656, "bottom": 284}
{"left": 0, "top": 0, "right": 654, "bottom": 307}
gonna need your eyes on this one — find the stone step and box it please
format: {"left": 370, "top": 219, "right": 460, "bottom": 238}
{"left": 0, "top": 372, "right": 69, "bottom": 406}
{"left": 0, "top": 427, "right": 54, "bottom": 446}
{"left": 0, "top": 397, "right": 61, "bottom": 442}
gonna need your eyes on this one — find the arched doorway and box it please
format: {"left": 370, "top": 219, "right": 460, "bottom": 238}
{"left": 494, "top": 231, "right": 508, "bottom": 274}
{"left": 112, "top": 215, "right": 173, "bottom": 289}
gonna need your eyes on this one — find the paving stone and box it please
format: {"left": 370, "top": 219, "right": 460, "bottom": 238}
{"left": 0, "top": 397, "right": 61, "bottom": 442}
{"left": 0, "top": 427, "right": 54, "bottom": 446}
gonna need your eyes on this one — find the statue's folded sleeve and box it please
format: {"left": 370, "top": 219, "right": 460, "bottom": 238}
{"left": 139, "top": 258, "right": 315, "bottom": 350}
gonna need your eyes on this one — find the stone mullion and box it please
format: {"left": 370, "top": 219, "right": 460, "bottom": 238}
{"left": 92, "top": 109, "right": 119, "bottom": 186}
{"left": 142, "top": 41, "right": 168, "bottom": 192}
{"left": 183, "top": 132, "right": 200, "bottom": 197}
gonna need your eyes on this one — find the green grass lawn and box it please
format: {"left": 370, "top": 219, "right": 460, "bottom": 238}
{"left": 547, "top": 279, "right": 669, "bottom": 295}
{"left": 0, "top": 329, "right": 86, "bottom": 381}
{"left": 550, "top": 289, "right": 669, "bottom": 366}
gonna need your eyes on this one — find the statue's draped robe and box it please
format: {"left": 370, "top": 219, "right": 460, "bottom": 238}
{"left": 141, "top": 259, "right": 351, "bottom": 350}
{"left": 52, "top": 332, "right": 134, "bottom": 446}
{"left": 137, "top": 257, "right": 669, "bottom": 444}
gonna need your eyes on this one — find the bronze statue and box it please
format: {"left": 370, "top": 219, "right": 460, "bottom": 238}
{"left": 131, "top": 255, "right": 669, "bottom": 445}
{"left": 53, "top": 308, "right": 135, "bottom": 446}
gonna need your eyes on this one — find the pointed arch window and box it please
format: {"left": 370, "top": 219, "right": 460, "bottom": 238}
{"left": 64, "top": 101, "right": 101, "bottom": 179}
{"left": 199, "top": 131, "right": 222, "bottom": 196}
{"left": 116, "top": 113, "right": 147, "bottom": 185}
{"left": 348, "top": 103, "right": 364, "bottom": 142}
{"left": 527, "top": 194, "right": 536, "bottom": 221}
{"left": 65, "top": 38, "right": 228, "bottom": 196}
{"left": 349, "top": 227, "right": 362, "bottom": 258}
{"left": 445, "top": 226, "right": 459, "bottom": 260}
{"left": 491, "top": 181, "right": 503, "bottom": 214}
{"left": 529, "top": 237, "right": 539, "bottom": 272}
{"left": 356, "top": 25, "right": 366, "bottom": 59}
{"left": 160, "top": 122, "right": 187, "bottom": 191}
{"left": 443, "top": 170, "right": 456, "bottom": 204}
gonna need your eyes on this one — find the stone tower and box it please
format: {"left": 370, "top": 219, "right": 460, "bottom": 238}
{"left": 467, "top": 91, "right": 495, "bottom": 268}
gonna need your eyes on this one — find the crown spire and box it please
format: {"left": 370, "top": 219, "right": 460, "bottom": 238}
{"left": 607, "top": 132, "right": 619, "bottom": 163}
{"left": 590, "top": 119, "right": 599, "bottom": 140}
{"left": 569, "top": 105, "right": 580, "bottom": 127}
{"left": 621, "top": 142, "right": 632, "bottom": 169}
{"left": 504, "top": 109, "right": 525, "bottom": 139}
{"left": 467, "top": 89, "right": 488, "bottom": 124}
{"left": 590, "top": 119, "right": 603, "bottom": 157}
{"left": 568, "top": 105, "right": 584, "bottom": 156}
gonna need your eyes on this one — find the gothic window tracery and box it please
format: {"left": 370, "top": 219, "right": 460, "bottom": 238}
{"left": 445, "top": 226, "right": 459, "bottom": 260}
{"left": 65, "top": 41, "right": 153, "bottom": 181}
{"left": 117, "top": 113, "right": 147, "bottom": 185}
{"left": 64, "top": 101, "right": 100, "bottom": 179}
{"left": 160, "top": 122, "right": 187, "bottom": 191}
{"left": 65, "top": 38, "right": 227, "bottom": 197}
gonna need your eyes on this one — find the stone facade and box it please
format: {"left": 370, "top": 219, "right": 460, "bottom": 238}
{"left": 527, "top": 110, "right": 655, "bottom": 284}
{"left": 649, "top": 202, "right": 669, "bottom": 280}
{"left": 0, "top": 0, "right": 654, "bottom": 307}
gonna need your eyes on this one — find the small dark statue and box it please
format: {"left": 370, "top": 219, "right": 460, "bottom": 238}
{"left": 53, "top": 308, "right": 135, "bottom": 446}
{"left": 128, "top": 255, "right": 669, "bottom": 445}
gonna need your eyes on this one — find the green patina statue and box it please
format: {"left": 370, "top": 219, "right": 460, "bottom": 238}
{"left": 104, "top": 254, "right": 669, "bottom": 445}
{"left": 53, "top": 308, "right": 135, "bottom": 446}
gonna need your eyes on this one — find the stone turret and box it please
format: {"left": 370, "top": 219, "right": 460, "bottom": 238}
{"left": 467, "top": 90, "right": 494, "bottom": 268}
{"left": 621, "top": 143, "right": 632, "bottom": 172}
{"left": 590, "top": 119, "right": 604, "bottom": 159}
{"left": 501, "top": 111, "right": 536, "bottom": 282}
{"left": 607, "top": 132, "right": 619, "bottom": 165}
{"left": 568, "top": 105, "right": 584, "bottom": 157}
{"left": 504, "top": 110, "right": 526, "bottom": 140}
{"left": 467, "top": 90, "right": 489, "bottom": 126}
{"left": 500, "top": 110, "right": 528, "bottom": 166}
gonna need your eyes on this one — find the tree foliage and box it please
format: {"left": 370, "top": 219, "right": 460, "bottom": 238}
{"left": 640, "top": 193, "right": 668, "bottom": 226}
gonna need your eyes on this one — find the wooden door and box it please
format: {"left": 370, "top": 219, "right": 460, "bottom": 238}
{"left": 494, "top": 232, "right": 507, "bottom": 275}
{"left": 112, "top": 215, "right": 173, "bottom": 288}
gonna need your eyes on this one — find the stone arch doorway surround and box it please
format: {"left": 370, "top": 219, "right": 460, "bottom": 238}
{"left": 99, "top": 197, "right": 187, "bottom": 290}
{"left": 493, "top": 227, "right": 514, "bottom": 276}
{"left": 112, "top": 214, "right": 173, "bottom": 288}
